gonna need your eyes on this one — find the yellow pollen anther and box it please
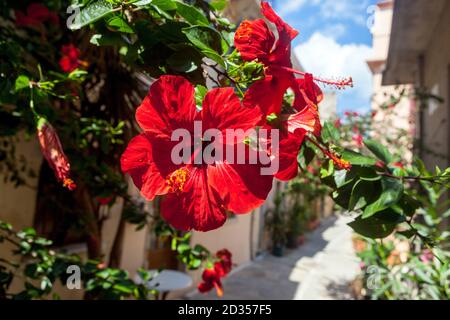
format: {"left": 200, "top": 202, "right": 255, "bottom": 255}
{"left": 166, "top": 167, "right": 190, "bottom": 193}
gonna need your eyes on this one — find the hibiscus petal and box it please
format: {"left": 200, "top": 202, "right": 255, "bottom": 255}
{"left": 293, "top": 74, "right": 323, "bottom": 110}
{"left": 284, "top": 106, "right": 321, "bottom": 136}
{"left": 136, "top": 75, "right": 197, "bottom": 139}
{"left": 274, "top": 133, "right": 305, "bottom": 181}
{"left": 234, "top": 19, "right": 275, "bottom": 63}
{"left": 208, "top": 149, "right": 274, "bottom": 214}
{"left": 243, "top": 74, "right": 292, "bottom": 117}
{"left": 261, "top": 2, "right": 298, "bottom": 66}
{"left": 161, "top": 168, "right": 227, "bottom": 232}
{"left": 120, "top": 134, "right": 168, "bottom": 200}
{"left": 261, "top": 2, "right": 298, "bottom": 41}
{"left": 202, "top": 87, "right": 261, "bottom": 136}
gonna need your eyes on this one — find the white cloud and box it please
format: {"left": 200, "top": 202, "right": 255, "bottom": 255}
{"left": 320, "top": 23, "right": 347, "bottom": 40}
{"left": 278, "top": 0, "right": 370, "bottom": 26}
{"left": 295, "top": 32, "right": 372, "bottom": 110}
{"left": 318, "top": 0, "right": 370, "bottom": 26}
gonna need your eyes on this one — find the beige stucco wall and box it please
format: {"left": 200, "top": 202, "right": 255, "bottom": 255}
{"left": 0, "top": 132, "right": 42, "bottom": 295}
{"left": 0, "top": 133, "right": 41, "bottom": 230}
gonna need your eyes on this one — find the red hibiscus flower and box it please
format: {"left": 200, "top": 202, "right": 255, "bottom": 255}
{"left": 215, "top": 249, "right": 233, "bottom": 277}
{"left": 198, "top": 249, "right": 233, "bottom": 297}
{"left": 121, "top": 76, "right": 273, "bottom": 232}
{"left": 37, "top": 117, "right": 76, "bottom": 191}
{"left": 59, "top": 44, "right": 87, "bottom": 73}
{"left": 198, "top": 266, "right": 224, "bottom": 297}
{"left": 235, "top": 2, "right": 351, "bottom": 115}
{"left": 246, "top": 74, "right": 322, "bottom": 180}
{"left": 235, "top": 2, "right": 352, "bottom": 179}
{"left": 15, "top": 3, "right": 59, "bottom": 27}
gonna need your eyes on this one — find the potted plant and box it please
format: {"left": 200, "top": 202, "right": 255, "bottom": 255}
{"left": 286, "top": 202, "right": 306, "bottom": 249}
{"left": 265, "top": 192, "right": 288, "bottom": 257}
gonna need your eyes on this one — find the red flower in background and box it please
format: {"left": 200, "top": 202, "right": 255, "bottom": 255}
{"left": 121, "top": 76, "right": 273, "bottom": 232}
{"left": 37, "top": 117, "right": 76, "bottom": 191}
{"left": 15, "top": 3, "right": 59, "bottom": 27}
{"left": 59, "top": 44, "right": 86, "bottom": 73}
{"left": 96, "top": 196, "right": 113, "bottom": 206}
{"left": 215, "top": 249, "right": 232, "bottom": 277}
{"left": 391, "top": 162, "right": 404, "bottom": 169}
{"left": 198, "top": 249, "right": 233, "bottom": 297}
{"left": 352, "top": 134, "right": 364, "bottom": 147}
{"left": 334, "top": 118, "right": 342, "bottom": 128}
{"left": 198, "top": 267, "right": 224, "bottom": 297}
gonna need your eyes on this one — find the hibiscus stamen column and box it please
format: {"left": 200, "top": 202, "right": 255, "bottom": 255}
{"left": 276, "top": 66, "right": 354, "bottom": 89}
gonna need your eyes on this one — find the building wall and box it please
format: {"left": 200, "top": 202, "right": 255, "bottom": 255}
{"left": 420, "top": 2, "right": 450, "bottom": 169}
{"left": 0, "top": 133, "right": 42, "bottom": 294}
{"left": 368, "top": 1, "right": 414, "bottom": 162}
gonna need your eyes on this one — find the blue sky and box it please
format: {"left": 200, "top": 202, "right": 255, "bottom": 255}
{"left": 273, "top": 0, "right": 378, "bottom": 114}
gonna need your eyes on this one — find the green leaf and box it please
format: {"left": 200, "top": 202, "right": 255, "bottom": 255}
{"left": 195, "top": 85, "right": 207, "bottom": 107}
{"left": 177, "top": 243, "right": 190, "bottom": 254}
{"left": 321, "top": 121, "right": 339, "bottom": 143}
{"left": 332, "top": 179, "right": 356, "bottom": 209}
{"left": 175, "top": 1, "right": 209, "bottom": 26}
{"left": 348, "top": 210, "right": 404, "bottom": 238}
{"left": 209, "top": 0, "right": 227, "bottom": 11}
{"left": 341, "top": 149, "right": 376, "bottom": 166}
{"left": 107, "top": 16, "right": 134, "bottom": 33}
{"left": 15, "top": 75, "right": 30, "bottom": 92}
{"left": 354, "top": 166, "right": 381, "bottom": 181}
{"left": 364, "top": 139, "right": 393, "bottom": 164}
{"left": 133, "top": 0, "right": 153, "bottom": 6}
{"left": 182, "top": 26, "right": 225, "bottom": 67}
{"left": 349, "top": 179, "right": 380, "bottom": 211}
{"left": 152, "top": 0, "right": 177, "bottom": 11}
{"left": 113, "top": 284, "right": 133, "bottom": 294}
{"left": 166, "top": 51, "right": 198, "bottom": 73}
{"left": 69, "top": 0, "right": 115, "bottom": 30}
{"left": 362, "top": 177, "right": 404, "bottom": 218}
{"left": 90, "top": 33, "right": 125, "bottom": 46}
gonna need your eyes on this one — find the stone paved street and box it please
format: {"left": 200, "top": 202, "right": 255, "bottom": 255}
{"left": 188, "top": 215, "right": 360, "bottom": 300}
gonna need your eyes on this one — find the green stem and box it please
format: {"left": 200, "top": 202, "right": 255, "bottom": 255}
{"left": 28, "top": 83, "right": 39, "bottom": 120}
